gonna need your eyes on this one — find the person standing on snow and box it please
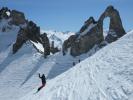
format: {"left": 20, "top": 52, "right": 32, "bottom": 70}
{"left": 78, "top": 59, "right": 80, "bottom": 63}
{"left": 37, "top": 73, "right": 46, "bottom": 92}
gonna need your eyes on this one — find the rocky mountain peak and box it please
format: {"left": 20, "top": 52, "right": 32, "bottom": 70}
{"left": 63, "top": 5, "right": 126, "bottom": 56}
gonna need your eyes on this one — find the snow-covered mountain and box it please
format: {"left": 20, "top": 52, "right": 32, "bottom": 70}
{"left": 0, "top": 19, "right": 133, "bottom": 100}
{"left": 0, "top": 18, "right": 75, "bottom": 100}
{"left": 41, "top": 30, "right": 74, "bottom": 49}
{"left": 0, "top": 7, "right": 133, "bottom": 100}
{"left": 31, "top": 30, "right": 74, "bottom": 53}
{"left": 19, "top": 30, "right": 133, "bottom": 100}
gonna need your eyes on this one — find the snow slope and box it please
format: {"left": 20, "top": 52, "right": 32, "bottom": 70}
{"left": 0, "top": 19, "right": 20, "bottom": 65}
{"left": 20, "top": 30, "right": 133, "bottom": 100}
{"left": 0, "top": 43, "right": 98, "bottom": 100}
{"left": 0, "top": 18, "right": 133, "bottom": 100}
{"left": 0, "top": 23, "right": 78, "bottom": 100}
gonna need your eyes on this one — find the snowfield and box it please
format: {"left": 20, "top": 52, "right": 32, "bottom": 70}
{"left": 0, "top": 22, "right": 133, "bottom": 100}
{"left": 19, "top": 30, "right": 133, "bottom": 100}
{"left": 0, "top": 24, "right": 77, "bottom": 100}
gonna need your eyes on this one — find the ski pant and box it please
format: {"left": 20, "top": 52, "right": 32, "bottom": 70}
{"left": 38, "top": 84, "right": 45, "bottom": 91}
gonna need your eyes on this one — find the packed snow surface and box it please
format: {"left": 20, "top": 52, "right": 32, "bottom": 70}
{"left": 20, "top": 30, "right": 133, "bottom": 100}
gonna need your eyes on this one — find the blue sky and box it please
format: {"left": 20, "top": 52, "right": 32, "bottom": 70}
{"left": 0, "top": 0, "right": 133, "bottom": 32}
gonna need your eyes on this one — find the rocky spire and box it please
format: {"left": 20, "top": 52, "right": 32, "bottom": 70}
{"left": 13, "top": 21, "right": 51, "bottom": 57}
{"left": 98, "top": 5, "right": 126, "bottom": 43}
{"left": 63, "top": 5, "right": 126, "bottom": 56}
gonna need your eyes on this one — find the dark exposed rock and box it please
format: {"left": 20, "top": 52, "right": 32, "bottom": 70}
{"left": 0, "top": 7, "right": 11, "bottom": 19}
{"left": 62, "top": 35, "right": 78, "bottom": 55}
{"left": 13, "top": 28, "right": 28, "bottom": 54}
{"left": 26, "top": 21, "right": 41, "bottom": 43}
{"left": 71, "top": 22, "right": 104, "bottom": 56}
{"left": 10, "top": 10, "right": 26, "bottom": 25}
{"left": 98, "top": 5, "right": 126, "bottom": 43}
{"left": 63, "top": 5, "right": 126, "bottom": 56}
{"left": 13, "top": 21, "right": 50, "bottom": 57}
{"left": 0, "top": 7, "right": 26, "bottom": 26}
{"left": 80, "top": 16, "right": 97, "bottom": 33}
{"left": 40, "top": 33, "right": 50, "bottom": 58}
{"left": 13, "top": 21, "right": 51, "bottom": 58}
{"left": 50, "top": 41, "right": 60, "bottom": 54}
{"left": 0, "top": 7, "right": 52, "bottom": 57}
{"left": 63, "top": 16, "right": 104, "bottom": 56}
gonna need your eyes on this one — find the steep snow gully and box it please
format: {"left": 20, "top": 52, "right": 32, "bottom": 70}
{"left": 19, "top": 30, "right": 133, "bottom": 100}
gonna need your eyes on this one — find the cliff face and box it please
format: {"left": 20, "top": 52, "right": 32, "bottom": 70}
{"left": 0, "top": 7, "right": 51, "bottom": 57}
{"left": 12, "top": 21, "right": 51, "bottom": 57}
{"left": 0, "top": 7, "right": 26, "bottom": 25}
{"left": 98, "top": 5, "right": 126, "bottom": 43}
{"left": 63, "top": 5, "right": 126, "bottom": 56}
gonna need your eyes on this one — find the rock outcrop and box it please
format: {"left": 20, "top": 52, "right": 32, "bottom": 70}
{"left": 98, "top": 5, "right": 126, "bottom": 43}
{"left": 13, "top": 21, "right": 51, "bottom": 57}
{"left": 40, "top": 33, "right": 50, "bottom": 58}
{"left": 50, "top": 41, "right": 60, "bottom": 54}
{"left": 0, "top": 7, "right": 26, "bottom": 25}
{"left": 12, "top": 21, "right": 40, "bottom": 54}
{"left": 63, "top": 35, "right": 78, "bottom": 55}
{"left": 0, "top": 7, "right": 61, "bottom": 57}
{"left": 0, "top": 7, "right": 11, "bottom": 19}
{"left": 10, "top": 10, "right": 26, "bottom": 25}
{"left": 63, "top": 5, "right": 126, "bottom": 56}
{"left": 63, "top": 16, "right": 104, "bottom": 56}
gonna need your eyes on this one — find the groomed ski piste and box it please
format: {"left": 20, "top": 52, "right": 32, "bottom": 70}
{"left": 0, "top": 19, "right": 133, "bottom": 100}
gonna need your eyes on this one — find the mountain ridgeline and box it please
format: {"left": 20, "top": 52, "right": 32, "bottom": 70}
{"left": 0, "top": 6, "right": 126, "bottom": 57}
{"left": 0, "top": 7, "right": 60, "bottom": 57}
{"left": 63, "top": 5, "right": 126, "bottom": 56}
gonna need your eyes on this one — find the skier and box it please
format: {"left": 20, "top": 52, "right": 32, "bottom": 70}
{"left": 37, "top": 73, "right": 46, "bottom": 92}
{"left": 78, "top": 59, "right": 80, "bottom": 63}
{"left": 73, "top": 62, "right": 75, "bottom": 66}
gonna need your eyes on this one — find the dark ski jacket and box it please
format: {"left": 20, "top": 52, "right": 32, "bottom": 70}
{"left": 39, "top": 74, "right": 46, "bottom": 85}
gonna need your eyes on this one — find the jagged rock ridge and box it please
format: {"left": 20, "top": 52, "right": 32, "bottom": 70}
{"left": 98, "top": 6, "right": 126, "bottom": 43}
{"left": 0, "top": 7, "right": 26, "bottom": 25}
{"left": 63, "top": 5, "right": 126, "bottom": 56}
{"left": 12, "top": 21, "right": 51, "bottom": 57}
{"left": 0, "top": 7, "right": 59, "bottom": 57}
